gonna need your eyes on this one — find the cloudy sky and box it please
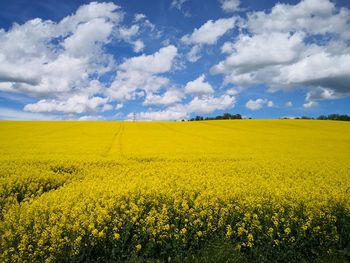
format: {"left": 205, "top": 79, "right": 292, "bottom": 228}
{"left": 0, "top": 0, "right": 349, "bottom": 120}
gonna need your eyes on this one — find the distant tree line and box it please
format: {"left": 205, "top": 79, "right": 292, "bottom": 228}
{"left": 189, "top": 113, "right": 242, "bottom": 121}
{"left": 290, "top": 114, "right": 350, "bottom": 121}
{"left": 188, "top": 113, "right": 350, "bottom": 122}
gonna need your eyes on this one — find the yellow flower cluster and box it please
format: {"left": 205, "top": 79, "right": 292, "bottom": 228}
{"left": 0, "top": 120, "right": 349, "bottom": 262}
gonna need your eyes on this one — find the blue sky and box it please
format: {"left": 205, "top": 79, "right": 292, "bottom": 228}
{"left": 0, "top": 0, "right": 349, "bottom": 120}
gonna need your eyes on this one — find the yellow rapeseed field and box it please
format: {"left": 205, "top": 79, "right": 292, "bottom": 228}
{"left": 0, "top": 120, "right": 349, "bottom": 262}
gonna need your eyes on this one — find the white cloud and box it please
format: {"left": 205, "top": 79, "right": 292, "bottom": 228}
{"left": 58, "top": 2, "right": 122, "bottom": 33}
{"left": 272, "top": 53, "right": 350, "bottom": 94}
{"left": 117, "top": 14, "right": 156, "bottom": 50}
{"left": 186, "top": 45, "right": 202, "bottom": 62}
{"left": 117, "top": 25, "right": 146, "bottom": 52}
{"left": 220, "top": 47, "right": 350, "bottom": 103}
{"left": 130, "top": 109, "right": 188, "bottom": 121}
{"left": 102, "top": 104, "right": 113, "bottom": 112}
{"left": 78, "top": 115, "right": 106, "bottom": 121}
{"left": 211, "top": 32, "right": 305, "bottom": 75}
{"left": 300, "top": 86, "right": 342, "bottom": 110}
{"left": 24, "top": 95, "right": 109, "bottom": 114}
{"left": 267, "top": 100, "right": 275, "bottom": 107}
{"left": 161, "top": 39, "right": 171, "bottom": 46}
{"left": 0, "top": 2, "right": 166, "bottom": 116}
{"left": 171, "top": 0, "right": 188, "bottom": 10}
{"left": 2, "top": 0, "right": 350, "bottom": 119}
{"left": 184, "top": 75, "right": 214, "bottom": 95}
{"left": 0, "top": 0, "right": 174, "bottom": 115}
{"left": 132, "top": 40, "right": 145, "bottom": 53}
{"left": 115, "top": 103, "right": 124, "bottom": 110}
{"left": 118, "top": 45, "right": 177, "bottom": 74}
{"left": 181, "top": 17, "right": 236, "bottom": 45}
{"left": 0, "top": 82, "right": 15, "bottom": 93}
{"left": 187, "top": 94, "right": 236, "bottom": 114}
{"left": 133, "top": 94, "right": 235, "bottom": 121}
{"left": 246, "top": 99, "right": 263, "bottom": 110}
{"left": 134, "top": 13, "right": 146, "bottom": 22}
{"left": 285, "top": 101, "right": 293, "bottom": 107}
{"left": 220, "top": 0, "right": 240, "bottom": 13}
{"left": 245, "top": 98, "right": 274, "bottom": 110}
{"left": 0, "top": 107, "right": 58, "bottom": 120}
{"left": 303, "top": 100, "right": 318, "bottom": 108}
{"left": 211, "top": 0, "right": 350, "bottom": 105}
{"left": 222, "top": 71, "right": 262, "bottom": 87}
{"left": 247, "top": 0, "right": 350, "bottom": 39}
{"left": 0, "top": 2, "right": 124, "bottom": 114}
{"left": 63, "top": 18, "right": 114, "bottom": 57}
{"left": 221, "top": 41, "right": 235, "bottom": 54}
{"left": 144, "top": 88, "right": 183, "bottom": 106}
{"left": 225, "top": 88, "right": 239, "bottom": 95}
{"left": 135, "top": 72, "right": 235, "bottom": 120}
{"left": 306, "top": 87, "right": 342, "bottom": 101}
{"left": 107, "top": 45, "right": 178, "bottom": 101}
{"left": 118, "top": 25, "right": 139, "bottom": 40}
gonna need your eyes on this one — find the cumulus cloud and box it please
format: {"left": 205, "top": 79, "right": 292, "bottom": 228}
{"left": 220, "top": 0, "right": 240, "bottom": 13}
{"left": 186, "top": 45, "right": 202, "bottom": 62}
{"left": 184, "top": 75, "right": 214, "bottom": 95}
{"left": 101, "top": 104, "right": 114, "bottom": 112}
{"left": 212, "top": 0, "right": 350, "bottom": 107}
{"left": 63, "top": 18, "right": 114, "bottom": 57}
{"left": 117, "top": 24, "right": 152, "bottom": 53}
{"left": 211, "top": 32, "right": 305, "bottom": 75}
{"left": 182, "top": 17, "right": 236, "bottom": 45}
{"left": 115, "top": 103, "right": 124, "bottom": 110}
{"left": 245, "top": 98, "right": 274, "bottom": 110}
{"left": 267, "top": 100, "right": 275, "bottom": 107}
{"left": 0, "top": 2, "right": 165, "bottom": 117}
{"left": 221, "top": 41, "right": 235, "bottom": 54}
{"left": 170, "top": 0, "right": 191, "bottom": 17}
{"left": 187, "top": 94, "right": 236, "bottom": 114}
{"left": 134, "top": 13, "right": 146, "bottom": 22}
{"left": 118, "top": 45, "right": 177, "bottom": 74}
{"left": 133, "top": 94, "right": 236, "bottom": 120}
{"left": 305, "top": 87, "right": 343, "bottom": 101}
{"left": 171, "top": 0, "right": 188, "bottom": 10}
{"left": 272, "top": 53, "right": 350, "bottom": 94}
{"left": 247, "top": 0, "right": 350, "bottom": 38}
{"left": 24, "top": 95, "right": 109, "bottom": 114}
{"left": 0, "top": 107, "right": 58, "bottom": 120}
{"left": 143, "top": 88, "right": 183, "bottom": 106}
{"left": 132, "top": 40, "right": 145, "bottom": 53}
{"left": 58, "top": 2, "right": 122, "bottom": 32}
{"left": 0, "top": 2, "right": 125, "bottom": 115}
{"left": 129, "top": 108, "right": 187, "bottom": 121}
{"left": 106, "top": 45, "right": 178, "bottom": 101}
{"left": 225, "top": 88, "right": 239, "bottom": 95}
{"left": 78, "top": 115, "right": 106, "bottom": 121}
{"left": 303, "top": 101, "right": 318, "bottom": 108}
{"left": 285, "top": 101, "right": 293, "bottom": 107}
{"left": 3, "top": 0, "right": 350, "bottom": 119}
{"left": 118, "top": 25, "right": 139, "bottom": 39}
{"left": 181, "top": 17, "right": 236, "bottom": 62}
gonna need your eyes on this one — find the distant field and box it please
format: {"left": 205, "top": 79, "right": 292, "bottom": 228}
{"left": 0, "top": 120, "right": 349, "bottom": 262}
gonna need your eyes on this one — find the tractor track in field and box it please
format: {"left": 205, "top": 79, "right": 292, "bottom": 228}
{"left": 117, "top": 123, "right": 125, "bottom": 158}
{"left": 101, "top": 123, "right": 123, "bottom": 157}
